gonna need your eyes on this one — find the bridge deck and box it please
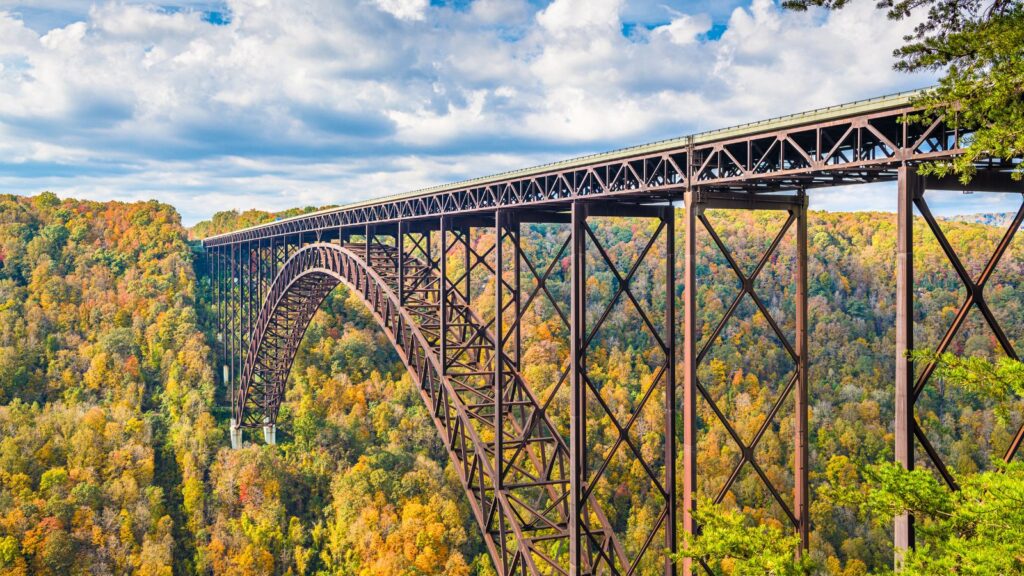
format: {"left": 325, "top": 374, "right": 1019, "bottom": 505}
{"left": 203, "top": 87, "right": 1014, "bottom": 247}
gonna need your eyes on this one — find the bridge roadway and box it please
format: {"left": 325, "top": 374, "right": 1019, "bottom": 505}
{"left": 204, "top": 89, "right": 1024, "bottom": 576}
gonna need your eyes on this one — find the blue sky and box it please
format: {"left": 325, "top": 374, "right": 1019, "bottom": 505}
{"left": 0, "top": 0, "right": 1014, "bottom": 224}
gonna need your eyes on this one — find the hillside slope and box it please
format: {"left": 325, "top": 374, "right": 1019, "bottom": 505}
{"left": 0, "top": 192, "right": 218, "bottom": 575}
{"left": 0, "top": 197, "right": 1021, "bottom": 575}
{"left": 191, "top": 206, "right": 1024, "bottom": 573}
{"left": 0, "top": 197, "right": 483, "bottom": 576}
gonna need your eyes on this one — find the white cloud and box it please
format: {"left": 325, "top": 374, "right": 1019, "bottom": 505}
{"left": 655, "top": 13, "right": 711, "bottom": 45}
{"left": 469, "top": 0, "right": 531, "bottom": 25}
{"left": 0, "top": 0, "right": 937, "bottom": 224}
{"left": 370, "top": 0, "right": 429, "bottom": 21}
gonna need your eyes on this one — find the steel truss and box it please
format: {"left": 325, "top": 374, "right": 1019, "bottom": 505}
{"left": 204, "top": 93, "right": 1024, "bottom": 575}
{"left": 680, "top": 191, "right": 809, "bottom": 575}
{"left": 203, "top": 101, "right": 1016, "bottom": 250}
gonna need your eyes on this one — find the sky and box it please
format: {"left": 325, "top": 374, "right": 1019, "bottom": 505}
{"left": 0, "top": 0, "right": 1016, "bottom": 224}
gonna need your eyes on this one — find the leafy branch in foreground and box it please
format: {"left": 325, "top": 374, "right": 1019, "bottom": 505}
{"left": 826, "top": 460, "right": 1024, "bottom": 575}
{"left": 912, "top": 351, "right": 1024, "bottom": 408}
{"left": 783, "top": 0, "right": 1024, "bottom": 182}
{"left": 826, "top": 354, "right": 1024, "bottom": 575}
{"left": 672, "top": 506, "right": 814, "bottom": 575}
{"left": 909, "top": 351, "right": 1024, "bottom": 432}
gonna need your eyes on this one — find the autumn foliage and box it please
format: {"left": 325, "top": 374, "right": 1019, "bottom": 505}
{"left": 1, "top": 194, "right": 1022, "bottom": 574}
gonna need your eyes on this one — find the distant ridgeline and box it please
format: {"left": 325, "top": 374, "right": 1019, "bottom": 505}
{"left": 946, "top": 211, "right": 1024, "bottom": 228}
{"left": 0, "top": 193, "right": 1020, "bottom": 574}
{"left": 187, "top": 206, "right": 330, "bottom": 241}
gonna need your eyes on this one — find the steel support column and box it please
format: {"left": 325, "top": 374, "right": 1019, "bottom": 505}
{"left": 512, "top": 218, "right": 521, "bottom": 373}
{"left": 398, "top": 220, "right": 406, "bottom": 305}
{"left": 664, "top": 205, "right": 678, "bottom": 576}
{"left": 569, "top": 201, "right": 586, "bottom": 575}
{"left": 365, "top": 224, "right": 372, "bottom": 265}
{"left": 440, "top": 217, "right": 448, "bottom": 375}
{"left": 464, "top": 226, "right": 471, "bottom": 301}
{"left": 894, "top": 166, "right": 921, "bottom": 558}
{"left": 794, "top": 194, "right": 810, "bottom": 551}
{"left": 493, "top": 209, "right": 507, "bottom": 573}
{"left": 682, "top": 192, "right": 698, "bottom": 576}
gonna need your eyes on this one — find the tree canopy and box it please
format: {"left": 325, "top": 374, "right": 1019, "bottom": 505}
{"left": 783, "top": 0, "right": 1024, "bottom": 182}
{"left": 2, "top": 198, "right": 1022, "bottom": 574}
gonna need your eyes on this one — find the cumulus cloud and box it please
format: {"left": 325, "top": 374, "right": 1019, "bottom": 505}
{"left": 0, "top": 0, "right": 943, "bottom": 223}
{"left": 656, "top": 13, "right": 712, "bottom": 45}
{"left": 371, "top": 0, "right": 429, "bottom": 21}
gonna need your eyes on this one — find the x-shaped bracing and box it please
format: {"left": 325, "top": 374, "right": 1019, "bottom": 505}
{"left": 571, "top": 202, "right": 677, "bottom": 576}
{"left": 681, "top": 191, "right": 810, "bottom": 576}
{"left": 910, "top": 191, "right": 1024, "bottom": 488}
{"left": 694, "top": 210, "right": 801, "bottom": 525}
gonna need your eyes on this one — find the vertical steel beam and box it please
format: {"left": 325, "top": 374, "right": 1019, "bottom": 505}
{"left": 245, "top": 241, "right": 251, "bottom": 413}
{"left": 464, "top": 226, "right": 472, "bottom": 301}
{"left": 440, "top": 216, "right": 449, "bottom": 375}
{"left": 895, "top": 166, "right": 923, "bottom": 559}
{"left": 570, "top": 201, "right": 586, "bottom": 575}
{"left": 794, "top": 194, "right": 810, "bottom": 551}
{"left": 681, "top": 192, "right": 699, "bottom": 576}
{"left": 251, "top": 242, "right": 259, "bottom": 420}
{"left": 398, "top": 220, "right": 406, "bottom": 305}
{"left": 365, "top": 223, "right": 372, "bottom": 266}
{"left": 494, "top": 209, "right": 507, "bottom": 573}
{"left": 512, "top": 216, "right": 521, "bottom": 372}
{"left": 205, "top": 248, "right": 212, "bottom": 344}
{"left": 664, "top": 205, "right": 678, "bottom": 576}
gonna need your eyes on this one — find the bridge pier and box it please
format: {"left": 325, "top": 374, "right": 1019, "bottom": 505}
{"left": 230, "top": 418, "right": 243, "bottom": 449}
{"left": 894, "top": 168, "right": 1024, "bottom": 564}
{"left": 682, "top": 190, "right": 810, "bottom": 575}
{"left": 263, "top": 417, "right": 277, "bottom": 445}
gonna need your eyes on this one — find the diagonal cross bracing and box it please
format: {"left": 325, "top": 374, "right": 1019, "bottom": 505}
{"left": 205, "top": 90, "right": 1024, "bottom": 576}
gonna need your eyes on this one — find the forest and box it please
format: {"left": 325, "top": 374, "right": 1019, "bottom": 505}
{"left": 0, "top": 192, "right": 1021, "bottom": 575}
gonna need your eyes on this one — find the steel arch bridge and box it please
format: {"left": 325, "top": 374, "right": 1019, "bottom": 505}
{"left": 203, "top": 89, "right": 1024, "bottom": 576}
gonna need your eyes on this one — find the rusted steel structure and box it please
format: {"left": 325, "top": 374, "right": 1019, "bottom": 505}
{"left": 204, "top": 89, "right": 1023, "bottom": 575}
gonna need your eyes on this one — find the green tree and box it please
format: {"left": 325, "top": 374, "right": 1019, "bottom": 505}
{"left": 783, "top": 0, "right": 1024, "bottom": 182}
{"left": 673, "top": 506, "right": 814, "bottom": 575}
{"left": 822, "top": 354, "right": 1024, "bottom": 574}
{"left": 835, "top": 460, "right": 1024, "bottom": 575}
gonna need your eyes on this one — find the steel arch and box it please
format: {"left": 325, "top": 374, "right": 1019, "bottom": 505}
{"left": 234, "top": 240, "right": 634, "bottom": 576}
